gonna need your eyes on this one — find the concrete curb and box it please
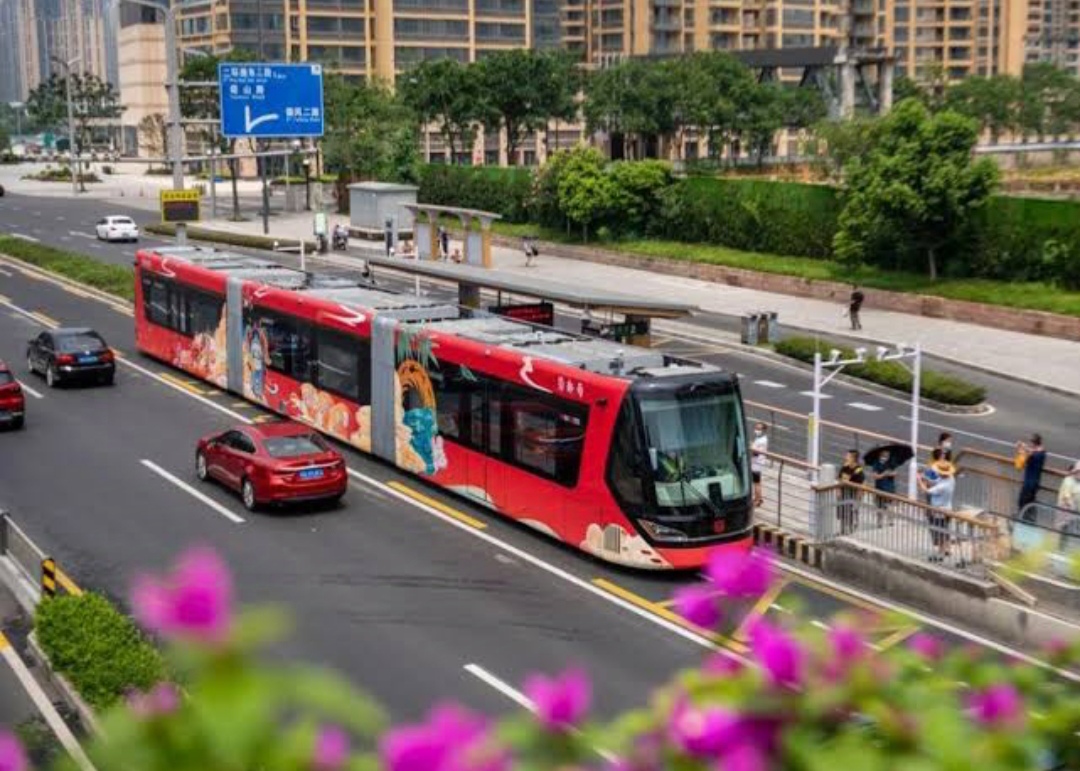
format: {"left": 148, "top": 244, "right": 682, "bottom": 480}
{"left": 27, "top": 631, "right": 103, "bottom": 737}
{"left": 660, "top": 320, "right": 993, "bottom": 415}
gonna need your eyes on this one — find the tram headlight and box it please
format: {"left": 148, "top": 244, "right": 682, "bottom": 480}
{"left": 638, "top": 519, "right": 689, "bottom": 542}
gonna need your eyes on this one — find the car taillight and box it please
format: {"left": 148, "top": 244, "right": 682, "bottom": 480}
{"left": 100, "top": 349, "right": 114, "bottom": 363}
{"left": 56, "top": 354, "right": 75, "bottom": 365}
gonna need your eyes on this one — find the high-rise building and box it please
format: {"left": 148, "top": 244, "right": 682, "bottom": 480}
{"left": 174, "top": 0, "right": 286, "bottom": 59}
{"left": 117, "top": 2, "right": 168, "bottom": 155}
{"left": 1025, "top": 0, "right": 1080, "bottom": 73}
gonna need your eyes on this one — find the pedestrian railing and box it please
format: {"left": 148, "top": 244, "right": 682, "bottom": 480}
{"left": 813, "top": 482, "right": 1003, "bottom": 577}
{"left": 994, "top": 502, "right": 1080, "bottom": 583}
{"left": 754, "top": 449, "right": 817, "bottom": 536}
{"left": 953, "top": 448, "right": 1067, "bottom": 518}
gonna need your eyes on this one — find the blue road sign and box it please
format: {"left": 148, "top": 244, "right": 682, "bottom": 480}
{"left": 218, "top": 63, "right": 325, "bottom": 139}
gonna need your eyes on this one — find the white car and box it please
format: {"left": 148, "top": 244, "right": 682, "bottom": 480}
{"left": 95, "top": 215, "right": 139, "bottom": 242}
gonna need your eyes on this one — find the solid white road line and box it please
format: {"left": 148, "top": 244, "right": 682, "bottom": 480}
{"left": 847, "top": 402, "right": 882, "bottom": 412}
{"left": 10, "top": 233, "right": 39, "bottom": 243}
{"left": 16, "top": 380, "right": 43, "bottom": 399}
{"left": 464, "top": 663, "right": 617, "bottom": 762}
{"left": 0, "top": 637, "right": 96, "bottom": 771}
{"left": 898, "top": 416, "right": 1073, "bottom": 464}
{"left": 139, "top": 459, "right": 246, "bottom": 524}
{"left": 69, "top": 230, "right": 95, "bottom": 240}
{"left": 754, "top": 380, "right": 786, "bottom": 389}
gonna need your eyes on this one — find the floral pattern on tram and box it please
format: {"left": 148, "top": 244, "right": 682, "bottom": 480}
{"left": 173, "top": 309, "right": 228, "bottom": 389}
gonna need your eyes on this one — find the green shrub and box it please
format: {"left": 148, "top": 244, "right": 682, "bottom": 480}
{"left": 0, "top": 236, "right": 134, "bottom": 300}
{"left": 773, "top": 336, "right": 986, "bottom": 406}
{"left": 35, "top": 593, "right": 166, "bottom": 711}
{"left": 417, "top": 164, "right": 534, "bottom": 222}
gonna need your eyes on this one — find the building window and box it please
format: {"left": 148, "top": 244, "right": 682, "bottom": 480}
{"left": 307, "top": 15, "right": 340, "bottom": 33}
{"left": 781, "top": 7, "right": 814, "bottom": 25}
{"left": 394, "top": 17, "right": 469, "bottom": 40}
{"left": 475, "top": 21, "right": 525, "bottom": 41}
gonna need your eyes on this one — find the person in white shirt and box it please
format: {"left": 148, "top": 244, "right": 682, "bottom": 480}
{"left": 751, "top": 423, "right": 768, "bottom": 508}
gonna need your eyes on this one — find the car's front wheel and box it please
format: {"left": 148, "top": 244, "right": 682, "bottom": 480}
{"left": 241, "top": 478, "right": 258, "bottom": 511}
{"left": 195, "top": 451, "right": 208, "bottom": 481}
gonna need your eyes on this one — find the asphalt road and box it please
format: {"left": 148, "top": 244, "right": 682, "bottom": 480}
{"left": 2, "top": 190, "right": 1075, "bottom": 473}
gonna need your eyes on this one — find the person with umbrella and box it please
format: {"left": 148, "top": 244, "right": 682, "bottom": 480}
{"left": 869, "top": 448, "right": 898, "bottom": 527}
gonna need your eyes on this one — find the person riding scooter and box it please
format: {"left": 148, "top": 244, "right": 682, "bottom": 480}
{"left": 332, "top": 224, "right": 349, "bottom": 251}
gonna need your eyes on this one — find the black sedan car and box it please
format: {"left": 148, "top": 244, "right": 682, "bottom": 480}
{"left": 26, "top": 328, "right": 116, "bottom": 387}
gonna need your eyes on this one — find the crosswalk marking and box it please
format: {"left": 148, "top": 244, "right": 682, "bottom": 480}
{"left": 847, "top": 402, "right": 882, "bottom": 412}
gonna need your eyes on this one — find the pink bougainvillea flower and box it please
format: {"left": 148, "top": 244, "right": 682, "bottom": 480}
{"left": 702, "top": 652, "right": 744, "bottom": 678}
{"left": 380, "top": 702, "right": 510, "bottom": 771}
{"left": 313, "top": 725, "right": 350, "bottom": 771}
{"left": 969, "top": 684, "right": 1024, "bottom": 727}
{"left": 0, "top": 731, "right": 27, "bottom": 771}
{"left": 673, "top": 584, "right": 721, "bottom": 629}
{"left": 749, "top": 619, "right": 804, "bottom": 689}
{"left": 523, "top": 667, "right": 591, "bottom": 732}
{"left": 705, "top": 548, "right": 772, "bottom": 598}
{"left": 126, "top": 682, "right": 181, "bottom": 719}
{"left": 829, "top": 625, "right": 865, "bottom": 661}
{"left": 132, "top": 546, "right": 233, "bottom": 643}
{"left": 719, "top": 741, "right": 768, "bottom": 771}
{"left": 907, "top": 632, "right": 944, "bottom": 662}
{"left": 668, "top": 698, "right": 742, "bottom": 758}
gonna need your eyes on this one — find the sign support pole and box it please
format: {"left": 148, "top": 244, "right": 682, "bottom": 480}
{"left": 260, "top": 144, "right": 270, "bottom": 235}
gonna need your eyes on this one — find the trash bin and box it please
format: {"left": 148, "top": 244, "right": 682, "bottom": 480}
{"left": 740, "top": 314, "right": 760, "bottom": 346}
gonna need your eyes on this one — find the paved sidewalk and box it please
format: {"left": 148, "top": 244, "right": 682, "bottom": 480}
{"left": 192, "top": 210, "right": 1080, "bottom": 399}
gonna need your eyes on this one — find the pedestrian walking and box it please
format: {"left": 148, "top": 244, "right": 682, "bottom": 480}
{"left": 919, "top": 450, "right": 957, "bottom": 564}
{"left": 847, "top": 285, "right": 864, "bottom": 330}
{"left": 1015, "top": 433, "right": 1047, "bottom": 518}
{"left": 384, "top": 218, "right": 394, "bottom": 257}
{"left": 751, "top": 423, "right": 768, "bottom": 508}
{"left": 439, "top": 226, "right": 450, "bottom": 260}
{"left": 870, "top": 448, "right": 897, "bottom": 526}
{"left": 838, "top": 449, "right": 865, "bottom": 535}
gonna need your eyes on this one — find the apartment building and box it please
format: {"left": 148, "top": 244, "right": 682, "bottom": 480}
{"left": 117, "top": 3, "right": 168, "bottom": 155}
{"left": 1026, "top": 0, "right": 1080, "bottom": 73}
{"left": 174, "top": 0, "right": 286, "bottom": 59}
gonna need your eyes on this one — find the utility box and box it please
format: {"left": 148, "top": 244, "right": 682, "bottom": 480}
{"left": 740, "top": 313, "right": 760, "bottom": 345}
{"left": 347, "top": 182, "right": 417, "bottom": 243}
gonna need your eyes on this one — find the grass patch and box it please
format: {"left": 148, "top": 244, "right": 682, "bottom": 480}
{"left": 0, "top": 235, "right": 134, "bottom": 301}
{"left": 774, "top": 336, "right": 987, "bottom": 406}
{"left": 35, "top": 593, "right": 166, "bottom": 712}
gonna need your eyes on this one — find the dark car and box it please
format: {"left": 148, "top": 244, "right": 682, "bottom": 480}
{"left": 195, "top": 421, "right": 347, "bottom": 511}
{"left": 0, "top": 184, "right": 5, "bottom": 197}
{"left": 26, "top": 328, "right": 116, "bottom": 388}
{"left": 0, "top": 359, "right": 25, "bottom": 429}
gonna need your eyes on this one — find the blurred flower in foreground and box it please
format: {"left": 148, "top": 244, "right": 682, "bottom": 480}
{"left": 381, "top": 703, "right": 510, "bottom": 771}
{"left": 127, "top": 682, "right": 181, "bottom": 719}
{"left": 668, "top": 698, "right": 742, "bottom": 758}
{"left": 749, "top": 619, "right": 804, "bottom": 689}
{"left": 907, "top": 633, "right": 944, "bottom": 662}
{"left": 523, "top": 667, "right": 592, "bottom": 732}
{"left": 673, "top": 584, "right": 722, "bottom": 629}
{"left": 705, "top": 548, "right": 773, "bottom": 598}
{"left": 313, "top": 725, "right": 350, "bottom": 771}
{"left": 969, "top": 684, "right": 1024, "bottom": 727}
{"left": 132, "top": 546, "right": 233, "bottom": 644}
{"left": 0, "top": 731, "right": 26, "bottom": 771}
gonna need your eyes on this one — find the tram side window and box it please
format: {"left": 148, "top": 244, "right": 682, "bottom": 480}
{"left": 141, "top": 274, "right": 222, "bottom": 338}
{"left": 433, "top": 366, "right": 472, "bottom": 441}
{"left": 142, "top": 275, "right": 171, "bottom": 329}
{"left": 607, "top": 399, "right": 647, "bottom": 509}
{"left": 315, "top": 328, "right": 369, "bottom": 403}
{"left": 501, "top": 384, "right": 588, "bottom": 488}
{"left": 246, "top": 308, "right": 314, "bottom": 383}
{"left": 189, "top": 290, "right": 224, "bottom": 336}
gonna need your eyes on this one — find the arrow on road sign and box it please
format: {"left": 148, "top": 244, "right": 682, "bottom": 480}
{"left": 245, "top": 105, "right": 279, "bottom": 133}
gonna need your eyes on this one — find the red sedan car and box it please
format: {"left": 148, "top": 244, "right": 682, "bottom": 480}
{"left": 195, "top": 421, "right": 347, "bottom": 511}
{"left": 0, "top": 359, "right": 26, "bottom": 430}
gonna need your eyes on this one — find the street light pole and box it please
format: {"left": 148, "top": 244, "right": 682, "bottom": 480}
{"left": 50, "top": 56, "right": 81, "bottom": 197}
{"left": 907, "top": 342, "right": 923, "bottom": 499}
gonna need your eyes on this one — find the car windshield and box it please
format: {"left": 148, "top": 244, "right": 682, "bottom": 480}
{"left": 112, "top": 218, "right": 134, "bottom": 225}
{"left": 0, "top": 371, "right": 13, "bottom": 385}
{"left": 263, "top": 433, "right": 330, "bottom": 458}
{"left": 56, "top": 333, "right": 106, "bottom": 352}
{"left": 638, "top": 387, "right": 749, "bottom": 509}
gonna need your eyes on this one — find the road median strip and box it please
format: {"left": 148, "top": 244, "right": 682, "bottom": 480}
{"left": 0, "top": 234, "right": 135, "bottom": 302}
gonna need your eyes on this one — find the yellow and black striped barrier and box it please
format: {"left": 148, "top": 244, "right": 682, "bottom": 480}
{"left": 752, "top": 523, "right": 823, "bottom": 569}
{"left": 41, "top": 557, "right": 57, "bottom": 599}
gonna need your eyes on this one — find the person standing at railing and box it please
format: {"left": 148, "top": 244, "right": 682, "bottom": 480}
{"left": 751, "top": 423, "right": 769, "bottom": 508}
{"left": 1058, "top": 461, "right": 1080, "bottom": 521}
{"left": 1015, "top": 434, "right": 1047, "bottom": 520}
{"left": 870, "top": 448, "right": 897, "bottom": 527}
{"left": 936, "top": 432, "right": 954, "bottom": 462}
{"left": 919, "top": 451, "right": 957, "bottom": 564}
{"left": 838, "top": 449, "right": 865, "bottom": 535}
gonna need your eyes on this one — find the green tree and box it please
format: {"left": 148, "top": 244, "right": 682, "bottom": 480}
{"left": 584, "top": 58, "right": 677, "bottom": 159}
{"left": 1018, "top": 62, "right": 1080, "bottom": 140}
{"left": 322, "top": 74, "right": 419, "bottom": 195}
{"left": 607, "top": 159, "right": 672, "bottom": 235}
{"left": 833, "top": 98, "right": 999, "bottom": 280}
{"left": 945, "top": 75, "right": 1021, "bottom": 142}
{"left": 812, "top": 116, "right": 877, "bottom": 181}
{"left": 0, "top": 126, "right": 9, "bottom": 152}
{"left": 682, "top": 52, "right": 760, "bottom": 162}
{"left": 26, "top": 72, "right": 125, "bottom": 190}
{"left": 399, "top": 59, "right": 483, "bottom": 163}
{"left": 179, "top": 50, "right": 257, "bottom": 220}
{"left": 555, "top": 145, "right": 617, "bottom": 239}
{"left": 892, "top": 74, "right": 927, "bottom": 106}
{"left": 474, "top": 50, "right": 572, "bottom": 165}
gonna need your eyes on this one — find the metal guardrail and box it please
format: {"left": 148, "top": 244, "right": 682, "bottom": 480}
{"left": 814, "top": 482, "right": 1002, "bottom": 577}
{"left": 755, "top": 449, "right": 817, "bottom": 535}
{"left": 1, "top": 511, "right": 79, "bottom": 599}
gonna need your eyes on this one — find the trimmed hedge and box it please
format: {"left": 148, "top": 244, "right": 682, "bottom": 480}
{"left": 773, "top": 336, "right": 987, "bottom": 406}
{"left": 35, "top": 593, "right": 166, "bottom": 712}
{"left": 417, "top": 164, "right": 534, "bottom": 223}
{"left": 145, "top": 223, "right": 319, "bottom": 253}
{"left": 966, "top": 196, "right": 1080, "bottom": 289}
{"left": 0, "top": 236, "right": 134, "bottom": 301}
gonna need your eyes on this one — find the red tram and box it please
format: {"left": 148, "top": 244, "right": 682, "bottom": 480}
{"left": 133, "top": 245, "right": 753, "bottom": 569}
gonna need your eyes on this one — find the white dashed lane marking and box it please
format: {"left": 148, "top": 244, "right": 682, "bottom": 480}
{"left": 847, "top": 402, "right": 883, "bottom": 412}
{"left": 754, "top": 380, "right": 786, "bottom": 389}
{"left": 799, "top": 391, "right": 831, "bottom": 399}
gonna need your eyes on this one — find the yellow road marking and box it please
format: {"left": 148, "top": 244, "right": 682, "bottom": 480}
{"left": 30, "top": 311, "right": 59, "bottom": 328}
{"left": 0, "top": 631, "right": 9, "bottom": 651}
{"left": 56, "top": 568, "right": 83, "bottom": 597}
{"left": 591, "top": 577, "right": 748, "bottom": 653}
{"left": 157, "top": 372, "right": 206, "bottom": 395}
{"left": 17, "top": 268, "right": 43, "bottom": 281}
{"left": 387, "top": 482, "right": 487, "bottom": 530}
{"left": 231, "top": 401, "right": 250, "bottom": 408}
{"left": 732, "top": 578, "right": 789, "bottom": 642}
{"left": 876, "top": 625, "right": 920, "bottom": 651}
{"left": 787, "top": 573, "right": 890, "bottom": 615}
{"left": 62, "top": 285, "right": 94, "bottom": 299}
{"left": 251, "top": 414, "right": 277, "bottom": 423}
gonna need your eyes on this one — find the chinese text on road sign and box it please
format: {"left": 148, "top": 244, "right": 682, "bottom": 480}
{"left": 218, "top": 63, "right": 325, "bottom": 139}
